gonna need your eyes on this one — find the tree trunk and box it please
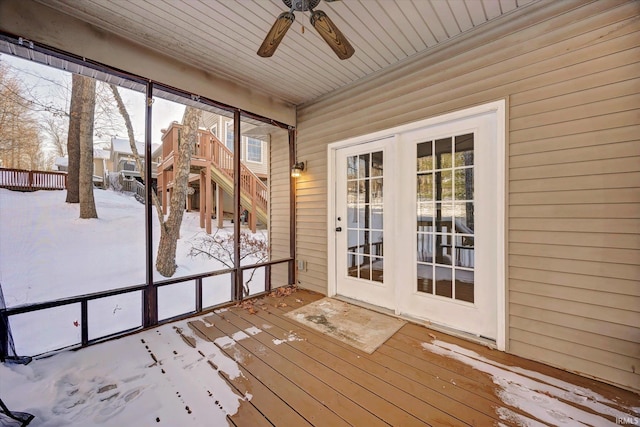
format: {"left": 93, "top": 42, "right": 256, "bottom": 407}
{"left": 156, "top": 106, "right": 202, "bottom": 277}
{"left": 79, "top": 76, "right": 97, "bottom": 219}
{"left": 66, "top": 74, "right": 82, "bottom": 203}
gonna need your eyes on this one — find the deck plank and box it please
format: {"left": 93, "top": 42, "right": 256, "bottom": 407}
{"left": 188, "top": 319, "right": 315, "bottom": 427}
{"left": 169, "top": 289, "right": 639, "bottom": 426}
{"left": 240, "top": 300, "right": 482, "bottom": 426}
{"left": 219, "top": 309, "right": 392, "bottom": 427}
{"left": 194, "top": 313, "right": 352, "bottom": 427}
{"left": 229, "top": 307, "right": 431, "bottom": 426}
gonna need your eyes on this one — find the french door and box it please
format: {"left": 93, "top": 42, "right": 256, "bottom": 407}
{"left": 331, "top": 102, "right": 505, "bottom": 344}
{"left": 334, "top": 137, "right": 396, "bottom": 310}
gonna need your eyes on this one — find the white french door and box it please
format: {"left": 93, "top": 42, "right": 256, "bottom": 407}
{"left": 330, "top": 101, "right": 505, "bottom": 346}
{"left": 334, "top": 137, "right": 396, "bottom": 310}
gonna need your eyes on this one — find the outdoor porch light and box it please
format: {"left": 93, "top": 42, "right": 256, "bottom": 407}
{"left": 291, "top": 161, "right": 305, "bottom": 178}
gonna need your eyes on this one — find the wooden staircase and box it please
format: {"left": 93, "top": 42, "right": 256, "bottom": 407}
{"left": 156, "top": 123, "right": 268, "bottom": 233}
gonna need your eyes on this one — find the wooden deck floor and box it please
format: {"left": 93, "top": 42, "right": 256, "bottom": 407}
{"left": 179, "top": 288, "right": 639, "bottom": 426}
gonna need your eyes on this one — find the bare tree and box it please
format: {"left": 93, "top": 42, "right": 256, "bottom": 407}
{"left": 79, "top": 76, "right": 97, "bottom": 219}
{"left": 0, "top": 63, "right": 44, "bottom": 169}
{"left": 65, "top": 74, "right": 82, "bottom": 203}
{"left": 109, "top": 84, "right": 201, "bottom": 277}
{"left": 156, "top": 106, "right": 201, "bottom": 276}
{"left": 189, "top": 230, "right": 269, "bottom": 297}
{"left": 43, "top": 115, "right": 67, "bottom": 157}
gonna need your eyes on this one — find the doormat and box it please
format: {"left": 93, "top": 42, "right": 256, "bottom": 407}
{"left": 285, "top": 298, "right": 406, "bottom": 354}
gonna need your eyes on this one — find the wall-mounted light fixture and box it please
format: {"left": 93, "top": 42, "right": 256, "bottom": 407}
{"left": 291, "top": 161, "right": 305, "bottom": 178}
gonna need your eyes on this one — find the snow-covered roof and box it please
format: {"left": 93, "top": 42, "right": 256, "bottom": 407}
{"left": 111, "top": 138, "right": 144, "bottom": 155}
{"left": 54, "top": 156, "right": 68, "bottom": 167}
{"left": 94, "top": 148, "right": 110, "bottom": 159}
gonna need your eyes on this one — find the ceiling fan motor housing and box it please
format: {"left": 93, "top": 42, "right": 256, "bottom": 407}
{"left": 283, "top": 0, "right": 322, "bottom": 12}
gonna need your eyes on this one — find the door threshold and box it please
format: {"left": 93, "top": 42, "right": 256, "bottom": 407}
{"left": 333, "top": 294, "right": 498, "bottom": 350}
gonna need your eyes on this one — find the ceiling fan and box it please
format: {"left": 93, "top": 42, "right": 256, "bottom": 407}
{"left": 257, "top": 0, "right": 355, "bottom": 60}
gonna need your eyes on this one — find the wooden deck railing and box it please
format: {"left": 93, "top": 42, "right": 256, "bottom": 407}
{"left": 122, "top": 178, "right": 145, "bottom": 200}
{"left": 0, "top": 168, "right": 67, "bottom": 191}
{"left": 197, "top": 133, "right": 268, "bottom": 214}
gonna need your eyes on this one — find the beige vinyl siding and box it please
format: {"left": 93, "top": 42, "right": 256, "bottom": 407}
{"left": 295, "top": 0, "right": 640, "bottom": 391}
{"left": 269, "top": 128, "right": 292, "bottom": 287}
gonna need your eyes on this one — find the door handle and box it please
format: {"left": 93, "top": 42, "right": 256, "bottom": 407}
{"left": 335, "top": 227, "right": 342, "bottom": 232}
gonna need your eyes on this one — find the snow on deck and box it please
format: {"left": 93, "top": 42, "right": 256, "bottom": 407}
{"left": 421, "top": 340, "right": 640, "bottom": 426}
{"left": 0, "top": 314, "right": 254, "bottom": 426}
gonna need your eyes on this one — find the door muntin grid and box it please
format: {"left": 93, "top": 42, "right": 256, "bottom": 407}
{"left": 347, "top": 151, "right": 384, "bottom": 283}
{"left": 416, "top": 133, "right": 475, "bottom": 303}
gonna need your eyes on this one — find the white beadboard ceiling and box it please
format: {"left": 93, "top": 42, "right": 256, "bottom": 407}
{"left": 34, "top": 0, "right": 537, "bottom": 106}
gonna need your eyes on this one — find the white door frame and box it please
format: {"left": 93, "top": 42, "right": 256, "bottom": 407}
{"left": 327, "top": 100, "right": 506, "bottom": 351}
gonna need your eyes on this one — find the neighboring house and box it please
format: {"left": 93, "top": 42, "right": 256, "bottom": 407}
{"left": 109, "top": 137, "right": 159, "bottom": 180}
{"left": 53, "top": 148, "right": 111, "bottom": 188}
{"left": 199, "top": 112, "right": 269, "bottom": 181}
{"left": 156, "top": 120, "right": 268, "bottom": 232}
{"left": 1, "top": 0, "right": 638, "bottom": 394}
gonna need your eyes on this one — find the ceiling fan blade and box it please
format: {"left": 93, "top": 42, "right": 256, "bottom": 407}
{"left": 310, "top": 10, "right": 354, "bottom": 60}
{"left": 257, "top": 11, "right": 295, "bottom": 57}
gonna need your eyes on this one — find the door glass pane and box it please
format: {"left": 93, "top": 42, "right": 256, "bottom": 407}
{"left": 371, "top": 231, "right": 383, "bottom": 256}
{"left": 455, "top": 169, "right": 473, "bottom": 201}
{"left": 345, "top": 149, "right": 384, "bottom": 285}
{"left": 417, "top": 133, "right": 474, "bottom": 304}
{"left": 371, "top": 151, "right": 383, "bottom": 177}
{"left": 417, "top": 233, "right": 433, "bottom": 262}
{"left": 417, "top": 174, "right": 433, "bottom": 202}
{"left": 417, "top": 141, "right": 433, "bottom": 172}
{"left": 434, "top": 137, "right": 452, "bottom": 168}
{"left": 455, "top": 270, "right": 474, "bottom": 303}
{"left": 358, "top": 153, "right": 370, "bottom": 178}
{"left": 371, "top": 257, "right": 384, "bottom": 283}
{"left": 417, "top": 264, "right": 433, "bottom": 293}
{"left": 454, "top": 134, "right": 474, "bottom": 167}
{"left": 347, "top": 156, "right": 358, "bottom": 179}
{"left": 435, "top": 266, "right": 452, "bottom": 298}
{"left": 435, "top": 170, "right": 452, "bottom": 200}
{"left": 360, "top": 256, "right": 371, "bottom": 280}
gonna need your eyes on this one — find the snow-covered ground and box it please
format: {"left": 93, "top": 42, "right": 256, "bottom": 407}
{"left": 0, "top": 188, "right": 266, "bottom": 356}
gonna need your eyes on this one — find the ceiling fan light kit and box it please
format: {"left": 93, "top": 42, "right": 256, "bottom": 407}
{"left": 257, "top": 0, "right": 354, "bottom": 60}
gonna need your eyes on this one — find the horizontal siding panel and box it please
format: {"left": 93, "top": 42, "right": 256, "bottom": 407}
{"left": 509, "top": 218, "right": 640, "bottom": 234}
{"left": 510, "top": 92, "right": 640, "bottom": 131}
{"left": 510, "top": 242, "right": 640, "bottom": 265}
{"left": 510, "top": 109, "right": 639, "bottom": 144}
{"left": 509, "top": 340, "right": 640, "bottom": 392}
{"left": 510, "top": 279, "right": 640, "bottom": 311}
{"left": 510, "top": 316, "right": 639, "bottom": 362}
{"left": 510, "top": 187, "right": 640, "bottom": 205}
{"left": 510, "top": 64, "right": 640, "bottom": 112}
{"left": 509, "top": 124, "right": 639, "bottom": 156}
{"left": 510, "top": 254, "right": 640, "bottom": 281}
{"left": 510, "top": 291, "right": 638, "bottom": 328}
{"left": 510, "top": 328, "right": 638, "bottom": 376}
{"left": 510, "top": 266, "right": 640, "bottom": 296}
{"left": 301, "top": 43, "right": 640, "bottom": 145}
{"left": 510, "top": 203, "right": 640, "bottom": 219}
{"left": 510, "top": 303, "right": 639, "bottom": 343}
{"left": 509, "top": 172, "right": 640, "bottom": 193}
{"left": 510, "top": 156, "right": 640, "bottom": 180}
{"left": 509, "top": 230, "right": 640, "bottom": 250}
{"left": 510, "top": 140, "right": 640, "bottom": 168}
